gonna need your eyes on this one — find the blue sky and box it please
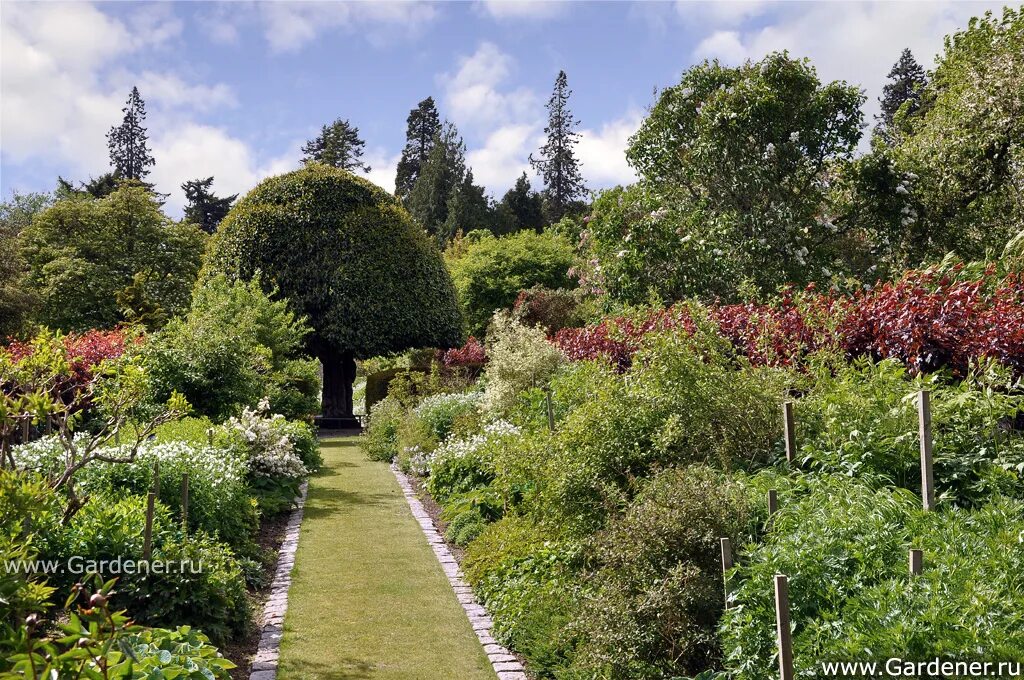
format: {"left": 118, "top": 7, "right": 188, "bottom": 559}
{"left": 1, "top": 1, "right": 1015, "bottom": 217}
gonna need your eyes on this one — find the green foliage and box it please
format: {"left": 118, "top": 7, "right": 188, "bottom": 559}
{"left": 119, "top": 626, "right": 237, "bottom": 678}
{"left": 204, "top": 164, "right": 463, "bottom": 391}
{"left": 363, "top": 396, "right": 405, "bottom": 462}
{"left": 0, "top": 191, "right": 48, "bottom": 336}
{"left": 301, "top": 118, "right": 369, "bottom": 172}
{"left": 142, "top": 274, "right": 318, "bottom": 420}
{"left": 20, "top": 183, "right": 206, "bottom": 331}
{"left": 611, "top": 52, "right": 864, "bottom": 300}
{"left": 107, "top": 86, "right": 155, "bottom": 181}
{"left": 182, "top": 176, "right": 237, "bottom": 235}
{"left": 568, "top": 466, "right": 758, "bottom": 678}
{"left": 395, "top": 97, "right": 442, "bottom": 204}
{"left": 447, "top": 230, "right": 577, "bottom": 337}
{"left": 722, "top": 477, "right": 1024, "bottom": 678}
{"left": 408, "top": 123, "right": 469, "bottom": 243}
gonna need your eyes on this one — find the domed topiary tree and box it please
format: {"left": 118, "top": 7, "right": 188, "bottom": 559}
{"left": 204, "top": 164, "right": 463, "bottom": 427}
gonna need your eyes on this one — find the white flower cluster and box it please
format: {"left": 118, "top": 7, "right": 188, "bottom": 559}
{"left": 413, "top": 391, "right": 481, "bottom": 419}
{"left": 103, "top": 440, "right": 247, "bottom": 488}
{"left": 11, "top": 433, "right": 85, "bottom": 476}
{"left": 418, "top": 420, "right": 521, "bottom": 477}
{"left": 226, "top": 404, "right": 308, "bottom": 480}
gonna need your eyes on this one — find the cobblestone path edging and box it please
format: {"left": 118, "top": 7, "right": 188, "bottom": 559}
{"left": 249, "top": 479, "right": 308, "bottom": 680}
{"left": 391, "top": 464, "right": 528, "bottom": 680}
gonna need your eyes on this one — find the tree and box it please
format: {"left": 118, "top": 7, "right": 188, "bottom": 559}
{"left": 204, "top": 164, "right": 462, "bottom": 424}
{"left": 445, "top": 230, "right": 577, "bottom": 337}
{"left": 55, "top": 172, "right": 122, "bottom": 200}
{"left": 623, "top": 52, "right": 864, "bottom": 297}
{"left": 20, "top": 182, "right": 206, "bottom": 331}
{"left": 498, "top": 173, "right": 545, "bottom": 233}
{"left": 875, "top": 48, "right": 928, "bottom": 142}
{"left": 530, "top": 71, "right": 586, "bottom": 223}
{"left": 107, "top": 87, "right": 155, "bottom": 181}
{"left": 301, "top": 118, "right": 369, "bottom": 172}
{"left": 0, "top": 191, "right": 50, "bottom": 336}
{"left": 442, "top": 170, "right": 493, "bottom": 243}
{"left": 407, "top": 122, "right": 467, "bottom": 242}
{"left": 395, "top": 97, "right": 442, "bottom": 204}
{"left": 888, "top": 8, "right": 1023, "bottom": 262}
{"left": 182, "top": 177, "right": 237, "bottom": 234}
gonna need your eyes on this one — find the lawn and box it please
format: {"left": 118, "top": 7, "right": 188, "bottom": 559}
{"left": 277, "top": 436, "right": 496, "bottom": 680}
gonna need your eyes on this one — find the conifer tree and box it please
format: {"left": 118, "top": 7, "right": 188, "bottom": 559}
{"left": 107, "top": 87, "right": 155, "bottom": 180}
{"left": 407, "top": 122, "right": 466, "bottom": 242}
{"left": 530, "top": 71, "right": 586, "bottom": 223}
{"left": 443, "top": 170, "right": 493, "bottom": 242}
{"left": 498, "top": 173, "right": 545, "bottom": 233}
{"left": 301, "top": 118, "right": 369, "bottom": 172}
{"left": 182, "top": 177, "right": 238, "bottom": 234}
{"left": 395, "top": 97, "right": 442, "bottom": 203}
{"left": 875, "top": 48, "right": 928, "bottom": 142}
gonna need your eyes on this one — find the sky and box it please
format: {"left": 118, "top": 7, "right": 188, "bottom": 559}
{"left": 1, "top": 0, "right": 1017, "bottom": 217}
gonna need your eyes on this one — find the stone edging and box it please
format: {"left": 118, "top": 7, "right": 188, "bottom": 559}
{"left": 249, "top": 479, "right": 308, "bottom": 680}
{"left": 391, "top": 464, "right": 528, "bottom": 680}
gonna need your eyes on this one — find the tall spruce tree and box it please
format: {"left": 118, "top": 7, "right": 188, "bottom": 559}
{"left": 530, "top": 70, "right": 586, "bottom": 223}
{"left": 107, "top": 87, "right": 155, "bottom": 180}
{"left": 498, "top": 173, "right": 545, "bottom": 233}
{"left": 395, "top": 97, "right": 442, "bottom": 203}
{"left": 875, "top": 48, "right": 928, "bottom": 142}
{"left": 407, "top": 122, "right": 467, "bottom": 243}
{"left": 182, "top": 177, "right": 238, "bottom": 234}
{"left": 301, "top": 118, "right": 370, "bottom": 172}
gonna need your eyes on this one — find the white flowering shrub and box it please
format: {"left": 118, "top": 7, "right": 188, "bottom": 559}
{"left": 223, "top": 400, "right": 308, "bottom": 481}
{"left": 424, "top": 420, "right": 521, "bottom": 503}
{"left": 412, "top": 391, "right": 482, "bottom": 442}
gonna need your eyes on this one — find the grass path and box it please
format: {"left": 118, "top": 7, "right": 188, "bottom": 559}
{"left": 277, "top": 437, "right": 497, "bottom": 680}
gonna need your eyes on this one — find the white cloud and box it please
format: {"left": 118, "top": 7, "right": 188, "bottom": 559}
{"left": 358, "top": 149, "right": 401, "bottom": 194}
{"left": 149, "top": 124, "right": 299, "bottom": 215}
{"left": 688, "top": 1, "right": 1013, "bottom": 135}
{"left": 478, "top": 1, "right": 568, "bottom": 20}
{"left": 110, "top": 71, "right": 237, "bottom": 113}
{"left": 676, "top": 0, "right": 769, "bottom": 26}
{"left": 442, "top": 42, "right": 537, "bottom": 130}
{"left": 466, "top": 123, "right": 539, "bottom": 193}
{"left": 258, "top": 1, "right": 437, "bottom": 53}
{"left": 693, "top": 30, "right": 746, "bottom": 64}
{"left": 576, "top": 111, "right": 642, "bottom": 188}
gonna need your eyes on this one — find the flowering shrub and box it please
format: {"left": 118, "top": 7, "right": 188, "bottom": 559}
{"left": 425, "top": 420, "right": 520, "bottom": 501}
{"left": 223, "top": 401, "right": 308, "bottom": 480}
{"left": 413, "top": 391, "right": 482, "bottom": 443}
{"left": 441, "top": 337, "right": 487, "bottom": 369}
{"left": 482, "top": 312, "right": 565, "bottom": 414}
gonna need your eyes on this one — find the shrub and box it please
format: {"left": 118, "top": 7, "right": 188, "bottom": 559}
{"left": 425, "top": 421, "right": 520, "bottom": 503}
{"left": 363, "top": 396, "right": 405, "bottom": 462}
{"left": 568, "top": 466, "right": 758, "bottom": 679}
{"left": 512, "top": 286, "right": 585, "bottom": 335}
{"left": 722, "top": 477, "right": 1024, "bottom": 678}
{"left": 122, "top": 626, "right": 236, "bottom": 678}
{"left": 142, "top": 275, "right": 318, "bottom": 421}
{"left": 412, "top": 391, "right": 482, "bottom": 443}
{"left": 481, "top": 311, "right": 565, "bottom": 415}
{"left": 446, "top": 230, "right": 577, "bottom": 337}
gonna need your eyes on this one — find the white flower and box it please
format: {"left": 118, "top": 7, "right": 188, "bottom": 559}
{"left": 789, "top": 131, "right": 800, "bottom": 142}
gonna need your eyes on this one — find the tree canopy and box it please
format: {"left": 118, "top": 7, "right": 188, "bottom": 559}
{"left": 531, "top": 70, "right": 586, "bottom": 223}
{"left": 204, "top": 164, "right": 463, "bottom": 418}
{"left": 395, "top": 97, "right": 442, "bottom": 204}
{"left": 107, "top": 87, "right": 155, "bottom": 181}
{"left": 183, "top": 177, "right": 237, "bottom": 234}
{"left": 301, "top": 118, "right": 370, "bottom": 172}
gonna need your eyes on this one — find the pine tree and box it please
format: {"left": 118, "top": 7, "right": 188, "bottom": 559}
{"left": 498, "top": 173, "right": 544, "bottom": 233}
{"left": 107, "top": 87, "right": 155, "bottom": 180}
{"left": 442, "top": 170, "right": 493, "bottom": 242}
{"left": 301, "top": 119, "right": 370, "bottom": 172}
{"left": 395, "top": 97, "right": 442, "bottom": 203}
{"left": 182, "top": 177, "right": 238, "bottom": 234}
{"left": 407, "top": 122, "right": 466, "bottom": 242}
{"left": 875, "top": 49, "right": 928, "bottom": 142}
{"left": 530, "top": 71, "right": 586, "bottom": 223}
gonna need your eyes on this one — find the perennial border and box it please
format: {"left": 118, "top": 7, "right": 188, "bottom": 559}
{"left": 249, "top": 479, "right": 308, "bottom": 680}
{"left": 391, "top": 464, "right": 528, "bottom": 680}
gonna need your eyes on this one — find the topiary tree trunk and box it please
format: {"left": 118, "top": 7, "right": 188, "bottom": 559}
{"left": 320, "top": 350, "right": 358, "bottom": 418}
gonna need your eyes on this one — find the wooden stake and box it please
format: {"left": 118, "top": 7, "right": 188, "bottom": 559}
{"left": 768, "top": 489, "right": 779, "bottom": 518}
{"left": 720, "top": 537, "right": 733, "bottom": 608}
{"left": 909, "top": 548, "right": 923, "bottom": 576}
{"left": 21, "top": 417, "right": 30, "bottom": 444}
{"left": 918, "top": 390, "right": 935, "bottom": 511}
{"left": 143, "top": 492, "right": 155, "bottom": 561}
{"left": 783, "top": 401, "right": 796, "bottom": 464}
{"left": 153, "top": 462, "right": 160, "bottom": 497}
{"left": 182, "top": 472, "right": 189, "bottom": 533}
{"left": 545, "top": 388, "right": 555, "bottom": 433}
{"left": 774, "top": 574, "right": 795, "bottom": 680}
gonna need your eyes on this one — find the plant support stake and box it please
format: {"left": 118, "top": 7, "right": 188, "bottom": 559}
{"left": 546, "top": 388, "right": 555, "bottom": 432}
{"left": 143, "top": 492, "right": 155, "bottom": 561}
{"left": 182, "top": 472, "right": 189, "bottom": 533}
{"left": 768, "top": 489, "right": 779, "bottom": 518}
{"left": 783, "top": 401, "right": 796, "bottom": 464}
{"left": 909, "top": 548, "right": 923, "bottom": 575}
{"left": 775, "top": 574, "right": 795, "bottom": 680}
{"left": 918, "top": 390, "right": 935, "bottom": 511}
{"left": 720, "top": 537, "right": 733, "bottom": 609}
